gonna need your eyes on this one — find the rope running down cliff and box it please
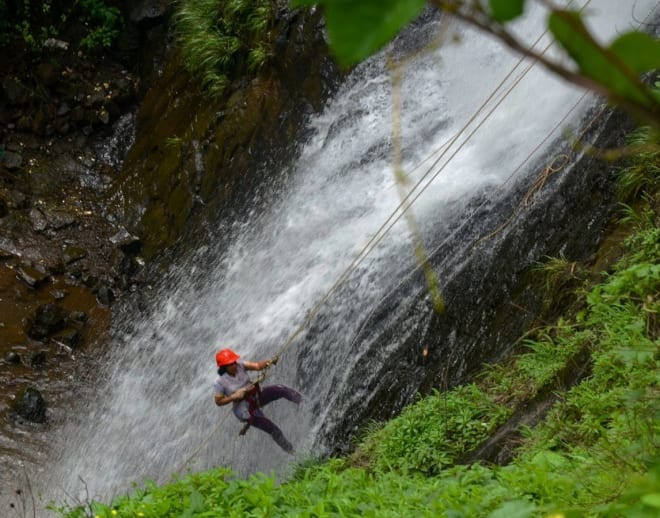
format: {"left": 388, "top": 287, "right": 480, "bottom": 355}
{"left": 178, "top": 0, "right": 607, "bottom": 473}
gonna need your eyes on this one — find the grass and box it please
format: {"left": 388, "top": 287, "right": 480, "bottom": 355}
{"left": 175, "top": 0, "right": 275, "bottom": 97}
{"left": 52, "top": 128, "right": 660, "bottom": 517}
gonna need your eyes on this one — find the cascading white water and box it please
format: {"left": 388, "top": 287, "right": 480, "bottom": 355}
{"left": 38, "top": 0, "right": 657, "bottom": 508}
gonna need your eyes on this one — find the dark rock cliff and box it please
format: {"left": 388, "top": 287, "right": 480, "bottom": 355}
{"left": 108, "top": 7, "right": 342, "bottom": 259}
{"left": 314, "top": 105, "right": 635, "bottom": 453}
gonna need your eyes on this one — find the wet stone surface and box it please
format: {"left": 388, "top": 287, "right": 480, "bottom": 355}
{"left": 0, "top": 35, "right": 148, "bottom": 505}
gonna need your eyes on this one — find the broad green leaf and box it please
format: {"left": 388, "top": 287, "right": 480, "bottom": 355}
{"left": 189, "top": 488, "right": 205, "bottom": 511}
{"left": 489, "top": 0, "right": 525, "bottom": 22}
{"left": 549, "top": 10, "right": 654, "bottom": 107}
{"left": 641, "top": 493, "right": 660, "bottom": 509}
{"left": 488, "top": 500, "right": 537, "bottom": 518}
{"left": 531, "top": 450, "right": 569, "bottom": 469}
{"left": 613, "top": 348, "right": 654, "bottom": 365}
{"left": 548, "top": 10, "right": 615, "bottom": 80}
{"left": 610, "top": 31, "right": 660, "bottom": 74}
{"left": 291, "top": 0, "right": 426, "bottom": 66}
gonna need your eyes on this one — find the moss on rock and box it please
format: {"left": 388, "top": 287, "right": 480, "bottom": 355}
{"left": 107, "top": 8, "right": 341, "bottom": 259}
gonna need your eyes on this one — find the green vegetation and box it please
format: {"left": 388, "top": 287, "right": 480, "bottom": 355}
{"left": 78, "top": 0, "right": 123, "bottom": 50}
{"left": 354, "top": 384, "right": 511, "bottom": 476}
{"left": 51, "top": 127, "right": 660, "bottom": 518}
{"left": 174, "top": 0, "right": 276, "bottom": 96}
{"left": 0, "top": 0, "right": 123, "bottom": 51}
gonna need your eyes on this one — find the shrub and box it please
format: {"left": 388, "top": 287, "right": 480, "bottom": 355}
{"left": 175, "top": 0, "right": 275, "bottom": 97}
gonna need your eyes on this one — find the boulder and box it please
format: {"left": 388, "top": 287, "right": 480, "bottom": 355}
{"left": 30, "top": 350, "right": 47, "bottom": 368}
{"left": 52, "top": 329, "right": 83, "bottom": 349}
{"left": 130, "top": 0, "right": 171, "bottom": 23}
{"left": 2, "top": 76, "right": 28, "bottom": 105}
{"left": 4, "top": 351, "right": 21, "bottom": 364}
{"left": 27, "top": 303, "right": 68, "bottom": 339}
{"left": 110, "top": 227, "right": 142, "bottom": 255}
{"left": 12, "top": 387, "right": 47, "bottom": 423}
{"left": 0, "top": 150, "right": 22, "bottom": 169}
{"left": 62, "top": 245, "right": 88, "bottom": 264}
{"left": 7, "top": 189, "right": 28, "bottom": 209}
{"left": 36, "top": 62, "right": 61, "bottom": 88}
{"left": 68, "top": 311, "right": 88, "bottom": 324}
{"left": 96, "top": 285, "right": 115, "bottom": 306}
{"left": 29, "top": 207, "right": 48, "bottom": 232}
{"left": 16, "top": 263, "right": 50, "bottom": 288}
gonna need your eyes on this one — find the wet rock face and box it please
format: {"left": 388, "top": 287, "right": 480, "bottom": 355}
{"left": 130, "top": 0, "right": 171, "bottom": 22}
{"left": 0, "top": 9, "right": 157, "bottom": 476}
{"left": 1, "top": 6, "right": 340, "bottom": 493}
{"left": 110, "top": 7, "right": 343, "bottom": 259}
{"left": 315, "top": 107, "right": 635, "bottom": 454}
{"left": 1, "top": 55, "right": 139, "bottom": 141}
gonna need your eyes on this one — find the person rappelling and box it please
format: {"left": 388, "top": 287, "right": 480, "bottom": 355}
{"left": 213, "top": 348, "right": 303, "bottom": 454}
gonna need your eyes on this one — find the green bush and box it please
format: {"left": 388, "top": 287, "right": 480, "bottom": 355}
{"left": 175, "top": 0, "right": 275, "bottom": 96}
{"left": 0, "top": 0, "right": 123, "bottom": 51}
{"left": 359, "top": 385, "right": 510, "bottom": 475}
{"left": 79, "top": 0, "right": 123, "bottom": 50}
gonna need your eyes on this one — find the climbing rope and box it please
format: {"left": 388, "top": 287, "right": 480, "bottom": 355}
{"left": 178, "top": 0, "right": 614, "bottom": 473}
{"left": 470, "top": 102, "right": 608, "bottom": 250}
{"left": 349, "top": 36, "right": 579, "bottom": 347}
{"left": 265, "top": 21, "right": 557, "bottom": 368}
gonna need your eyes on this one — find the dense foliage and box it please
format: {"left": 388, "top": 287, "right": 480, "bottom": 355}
{"left": 0, "top": 0, "right": 123, "bottom": 51}
{"left": 52, "top": 129, "right": 660, "bottom": 518}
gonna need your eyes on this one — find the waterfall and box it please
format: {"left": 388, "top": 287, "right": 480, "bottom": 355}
{"left": 40, "top": 0, "right": 657, "bottom": 507}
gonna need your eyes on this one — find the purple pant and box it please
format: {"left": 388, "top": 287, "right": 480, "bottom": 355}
{"left": 242, "top": 384, "right": 302, "bottom": 454}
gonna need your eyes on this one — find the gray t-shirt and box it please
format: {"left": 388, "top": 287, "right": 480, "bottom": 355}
{"left": 213, "top": 360, "right": 252, "bottom": 420}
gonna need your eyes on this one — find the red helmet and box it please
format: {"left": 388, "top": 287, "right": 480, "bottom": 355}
{"left": 216, "top": 348, "right": 240, "bottom": 367}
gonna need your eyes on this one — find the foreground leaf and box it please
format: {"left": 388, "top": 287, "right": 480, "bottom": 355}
{"left": 291, "top": 0, "right": 426, "bottom": 66}
{"left": 549, "top": 10, "right": 656, "bottom": 107}
{"left": 489, "top": 0, "right": 525, "bottom": 22}
{"left": 610, "top": 31, "right": 660, "bottom": 74}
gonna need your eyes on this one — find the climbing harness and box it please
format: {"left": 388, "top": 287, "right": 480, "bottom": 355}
{"left": 238, "top": 382, "right": 262, "bottom": 436}
{"left": 230, "top": 381, "right": 263, "bottom": 421}
{"left": 245, "top": 383, "right": 262, "bottom": 416}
